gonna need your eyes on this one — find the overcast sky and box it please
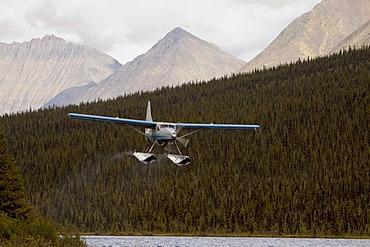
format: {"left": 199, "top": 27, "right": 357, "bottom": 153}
{"left": 0, "top": 0, "right": 322, "bottom": 64}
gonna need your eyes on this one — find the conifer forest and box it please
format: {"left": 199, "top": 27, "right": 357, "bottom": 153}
{"left": 1, "top": 47, "right": 369, "bottom": 236}
{"left": 0, "top": 121, "right": 86, "bottom": 245}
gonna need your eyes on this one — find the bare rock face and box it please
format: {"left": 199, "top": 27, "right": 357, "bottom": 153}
{"left": 77, "top": 27, "right": 246, "bottom": 103}
{"left": 239, "top": 0, "right": 370, "bottom": 72}
{"left": 42, "top": 82, "right": 97, "bottom": 109}
{"left": 0, "top": 35, "right": 121, "bottom": 115}
{"left": 332, "top": 20, "right": 370, "bottom": 52}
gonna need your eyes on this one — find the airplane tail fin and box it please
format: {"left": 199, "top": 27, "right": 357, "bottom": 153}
{"left": 146, "top": 101, "right": 153, "bottom": 121}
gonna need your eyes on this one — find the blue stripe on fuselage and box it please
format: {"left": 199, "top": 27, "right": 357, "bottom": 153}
{"left": 148, "top": 134, "right": 172, "bottom": 141}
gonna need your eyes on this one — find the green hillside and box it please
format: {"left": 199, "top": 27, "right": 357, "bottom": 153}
{"left": 1, "top": 47, "right": 369, "bottom": 236}
{"left": 0, "top": 125, "right": 86, "bottom": 246}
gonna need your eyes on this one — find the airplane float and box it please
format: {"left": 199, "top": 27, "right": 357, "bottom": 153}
{"left": 68, "top": 101, "right": 260, "bottom": 166}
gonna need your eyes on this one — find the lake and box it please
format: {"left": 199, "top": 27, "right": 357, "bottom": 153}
{"left": 81, "top": 235, "right": 370, "bottom": 247}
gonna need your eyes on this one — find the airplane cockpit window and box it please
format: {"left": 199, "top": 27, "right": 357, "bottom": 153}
{"left": 159, "top": 124, "right": 175, "bottom": 129}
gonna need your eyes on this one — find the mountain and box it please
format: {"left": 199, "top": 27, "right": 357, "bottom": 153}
{"left": 42, "top": 82, "right": 97, "bottom": 109}
{"left": 332, "top": 20, "right": 370, "bottom": 52}
{"left": 239, "top": 0, "right": 370, "bottom": 72}
{"left": 71, "top": 27, "right": 245, "bottom": 103}
{"left": 0, "top": 35, "right": 121, "bottom": 115}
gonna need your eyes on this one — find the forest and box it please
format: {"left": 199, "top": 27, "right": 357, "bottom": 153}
{"left": 0, "top": 46, "right": 369, "bottom": 237}
{"left": 0, "top": 125, "right": 86, "bottom": 246}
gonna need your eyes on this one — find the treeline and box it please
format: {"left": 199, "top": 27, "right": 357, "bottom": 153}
{"left": 0, "top": 47, "right": 369, "bottom": 236}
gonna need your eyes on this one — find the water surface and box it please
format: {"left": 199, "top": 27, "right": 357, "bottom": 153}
{"left": 82, "top": 235, "right": 370, "bottom": 247}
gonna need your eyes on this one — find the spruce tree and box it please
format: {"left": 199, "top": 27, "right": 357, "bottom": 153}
{"left": 0, "top": 124, "right": 31, "bottom": 220}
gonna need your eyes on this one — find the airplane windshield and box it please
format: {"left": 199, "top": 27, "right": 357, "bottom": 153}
{"left": 159, "top": 124, "right": 175, "bottom": 129}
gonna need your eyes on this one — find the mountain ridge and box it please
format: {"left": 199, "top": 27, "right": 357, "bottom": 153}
{"left": 331, "top": 20, "right": 370, "bottom": 52}
{"left": 68, "top": 27, "right": 246, "bottom": 104}
{"left": 0, "top": 34, "right": 121, "bottom": 115}
{"left": 239, "top": 0, "right": 370, "bottom": 72}
{"left": 2, "top": 0, "right": 370, "bottom": 114}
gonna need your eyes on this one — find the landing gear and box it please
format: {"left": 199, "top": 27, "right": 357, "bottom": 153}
{"left": 168, "top": 141, "right": 191, "bottom": 166}
{"left": 133, "top": 140, "right": 156, "bottom": 164}
{"left": 133, "top": 151, "right": 156, "bottom": 164}
{"left": 132, "top": 140, "right": 191, "bottom": 166}
{"left": 167, "top": 154, "right": 191, "bottom": 166}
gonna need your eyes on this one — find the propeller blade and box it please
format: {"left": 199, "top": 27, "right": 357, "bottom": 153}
{"left": 177, "top": 137, "right": 189, "bottom": 147}
{"left": 176, "top": 125, "right": 184, "bottom": 134}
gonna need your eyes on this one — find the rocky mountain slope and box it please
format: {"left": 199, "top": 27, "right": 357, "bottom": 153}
{"left": 3, "top": 0, "right": 370, "bottom": 113}
{"left": 66, "top": 27, "right": 245, "bottom": 104}
{"left": 332, "top": 20, "right": 370, "bottom": 52}
{"left": 239, "top": 0, "right": 370, "bottom": 72}
{"left": 0, "top": 35, "right": 121, "bottom": 115}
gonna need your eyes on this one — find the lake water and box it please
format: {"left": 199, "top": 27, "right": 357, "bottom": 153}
{"left": 81, "top": 236, "right": 370, "bottom": 247}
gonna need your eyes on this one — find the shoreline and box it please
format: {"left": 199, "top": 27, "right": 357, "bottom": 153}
{"left": 78, "top": 232, "right": 370, "bottom": 239}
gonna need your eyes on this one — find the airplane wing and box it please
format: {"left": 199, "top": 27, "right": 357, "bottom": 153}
{"left": 68, "top": 113, "right": 157, "bottom": 129}
{"left": 68, "top": 113, "right": 260, "bottom": 130}
{"left": 175, "top": 123, "right": 260, "bottom": 130}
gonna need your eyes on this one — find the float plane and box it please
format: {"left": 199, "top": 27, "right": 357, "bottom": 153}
{"left": 68, "top": 101, "right": 260, "bottom": 166}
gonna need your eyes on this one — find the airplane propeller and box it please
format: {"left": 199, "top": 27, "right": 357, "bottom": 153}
{"left": 174, "top": 126, "right": 203, "bottom": 148}
{"left": 174, "top": 125, "right": 190, "bottom": 147}
{"left": 177, "top": 136, "right": 190, "bottom": 147}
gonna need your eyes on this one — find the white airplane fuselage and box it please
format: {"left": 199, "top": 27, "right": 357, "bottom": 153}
{"left": 145, "top": 123, "right": 177, "bottom": 143}
{"left": 144, "top": 101, "right": 177, "bottom": 144}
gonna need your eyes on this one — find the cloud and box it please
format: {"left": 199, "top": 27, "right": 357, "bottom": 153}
{"left": 0, "top": 0, "right": 322, "bottom": 64}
